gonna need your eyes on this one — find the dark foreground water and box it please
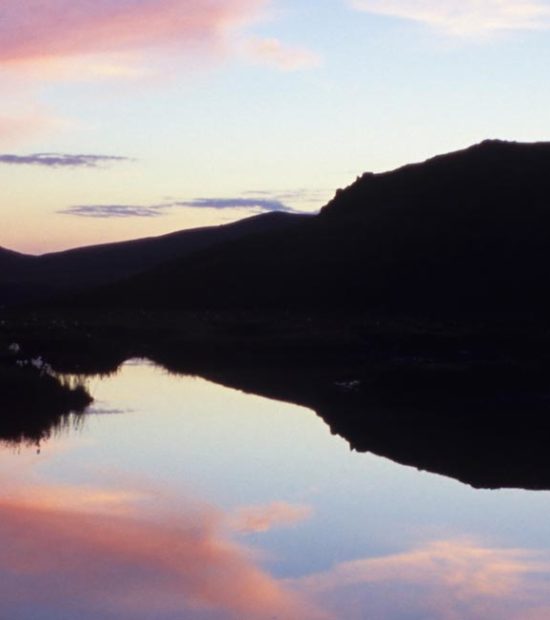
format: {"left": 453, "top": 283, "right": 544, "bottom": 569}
{"left": 2, "top": 359, "right": 550, "bottom": 620}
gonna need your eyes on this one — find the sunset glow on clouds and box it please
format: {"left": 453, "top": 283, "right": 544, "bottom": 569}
{"left": 2, "top": 0, "right": 550, "bottom": 252}
{"left": 0, "top": 0, "right": 318, "bottom": 78}
{"left": 0, "top": 0, "right": 318, "bottom": 149}
{"left": 0, "top": 0, "right": 267, "bottom": 64}
{"left": 245, "top": 37, "right": 321, "bottom": 71}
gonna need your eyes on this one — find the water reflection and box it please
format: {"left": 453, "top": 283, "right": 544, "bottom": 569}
{"left": 149, "top": 354, "right": 550, "bottom": 491}
{"left": 3, "top": 360, "right": 550, "bottom": 619}
{"left": 1, "top": 475, "right": 550, "bottom": 620}
{"left": 0, "top": 480, "right": 324, "bottom": 620}
{"left": 7, "top": 350, "right": 550, "bottom": 490}
{"left": 296, "top": 539, "right": 550, "bottom": 620}
{"left": 230, "top": 502, "right": 313, "bottom": 533}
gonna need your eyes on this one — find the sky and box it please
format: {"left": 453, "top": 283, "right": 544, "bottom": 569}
{"left": 2, "top": 0, "right": 550, "bottom": 254}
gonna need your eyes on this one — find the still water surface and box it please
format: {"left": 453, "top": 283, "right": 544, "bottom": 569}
{"left": 3, "top": 359, "right": 550, "bottom": 619}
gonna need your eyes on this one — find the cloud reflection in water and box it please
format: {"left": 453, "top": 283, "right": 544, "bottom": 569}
{"left": 294, "top": 539, "right": 550, "bottom": 620}
{"left": 230, "top": 501, "right": 313, "bottom": 533}
{"left": 1, "top": 474, "right": 550, "bottom": 620}
{"left": 0, "top": 482, "right": 324, "bottom": 620}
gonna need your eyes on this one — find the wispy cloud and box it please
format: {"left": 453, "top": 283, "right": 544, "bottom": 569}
{"left": 349, "top": 0, "right": 550, "bottom": 37}
{"left": 176, "top": 196, "right": 301, "bottom": 212}
{"left": 0, "top": 153, "right": 132, "bottom": 168}
{"left": 246, "top": 37, "right": 321, "bottom": 71}
{"left": 58, "top": 195, "right": 306, "bottom": 218}
{"left": 59, "top": 205, "right": 164, "bottom": 218}
{"left": 244, "top": 188, "right": 328, "bottom": 206}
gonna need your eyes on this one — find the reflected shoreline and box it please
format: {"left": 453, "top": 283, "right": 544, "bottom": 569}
{"left": 3, "top": 309, "right": 550, "bottom": 490}
{"left": 0, "top": 361, "right": 91, "bottom": 445}
{"left": 10, "top": 353, "right": 550, "bottom": 490}
{"left": 150, "top": 351, "right": 550, "bottom": 491}
{"left": 3, "top": 348, "right": 550, "bottom": 620}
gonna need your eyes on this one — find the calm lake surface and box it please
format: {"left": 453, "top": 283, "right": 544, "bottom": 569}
{"left": 3, "top": 359, "right": 550, "bottom": 619}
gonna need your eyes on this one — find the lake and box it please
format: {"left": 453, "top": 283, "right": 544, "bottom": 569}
{"left": 2, "top": 358, "right": 550, "bottom": 620}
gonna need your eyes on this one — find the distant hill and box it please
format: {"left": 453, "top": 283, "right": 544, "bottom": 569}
{"left": 0, "top": 248, "right": 41, "bottom": 306}
{"left": 88, "top": 139, "right": 550, "bottom": 317}
{"left": 0, "top": 212, "right": 310, "bottom": 305}
{"left": 0, "top": 247, "right": 34, "bottom": 270}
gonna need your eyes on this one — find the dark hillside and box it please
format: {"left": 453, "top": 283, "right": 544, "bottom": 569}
{"left": 0, "top": 246, "right": 36, "bottom": 269}
{"left": 0, "top": 248, "right": 39, "bottom": 305}
{"left": 1, "top": 212, "right": 310, "bottom": 304}
{"left": 90, "top": 140, "right": 550, "bottom": 317}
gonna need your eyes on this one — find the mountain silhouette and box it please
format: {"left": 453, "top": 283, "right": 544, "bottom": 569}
{"left": 5, "top": 139, "right": 550, "bottom": 487}
{"left": 0, "top": 212, "right": 310, "bottom": 305}
{"left": 86, "top": 139, "right": 550, "bottom": 317}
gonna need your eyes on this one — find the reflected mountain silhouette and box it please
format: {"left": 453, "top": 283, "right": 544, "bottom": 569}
{"left": 5, "top": 340, "right": 550, "bottom": 489}
{"left": 147, "top": 348, "right": 550, "bottom": 491}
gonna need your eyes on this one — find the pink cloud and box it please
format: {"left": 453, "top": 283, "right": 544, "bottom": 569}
{"left": 246, "top": 37, "right": 321, "bottom": 71}
{"left": 230, "top": 501, "right": 313, "bottom": 533}
{"left": 0, "top": 0, "right": 267, "bottom": 64}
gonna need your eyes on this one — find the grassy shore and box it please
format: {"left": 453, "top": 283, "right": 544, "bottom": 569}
{"left": 2, "top": 306, "right": 549, "bottom": 368}
{"left": 0, "top": 348, "right": 92, "bottom": 444}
